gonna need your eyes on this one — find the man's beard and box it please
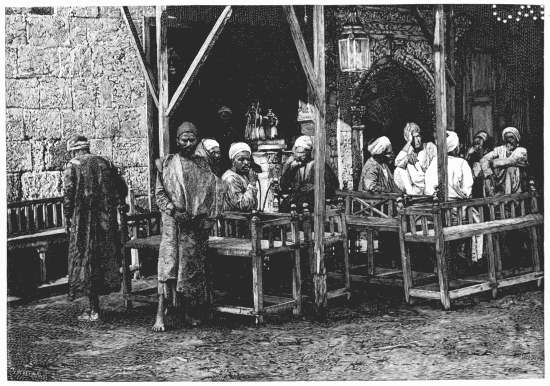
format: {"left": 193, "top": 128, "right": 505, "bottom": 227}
{"left": 179, "top": 147, "right": 195, "bottom": 157}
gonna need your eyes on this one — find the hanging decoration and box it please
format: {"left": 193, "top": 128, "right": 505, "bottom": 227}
{"left": 338, "top": 7, "right": 371, "bottom": 72}
{"left": 492, "top": 4, "right": 544, "bottom": 24}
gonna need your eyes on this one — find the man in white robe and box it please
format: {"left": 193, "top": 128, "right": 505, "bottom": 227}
{"left": 394, "top": 122, "right": 437, "bottom": 195}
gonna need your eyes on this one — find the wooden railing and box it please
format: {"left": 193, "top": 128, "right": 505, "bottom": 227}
{"left": 7, "top": 197, "right": 65, "bottom": 237}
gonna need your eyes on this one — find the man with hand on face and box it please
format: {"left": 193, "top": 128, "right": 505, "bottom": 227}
{"left": 359, "top": 136, "right": 401, "bottom": 194}
{"left": 222, "top": 142, "right": 259, "bottom": 212}
{"left": 195, "top": 138, "right": 222, "bottom": 177}
{"left": 465, "top": 130, "right": 491, "bottom": 197}
{"left": 480, "top": 126, "right": 528, "bottom": 195}
{"left": 393, "top": 122, "right": 437, "bottom": 195}
{"left": 279, "top": 135, "right": 339, "bottom": 212}
{"left": 153, "top": 121, "right": 225, "bottom": 332}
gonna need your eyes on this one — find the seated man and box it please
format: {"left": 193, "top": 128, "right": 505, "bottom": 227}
{"left": 195, "top": 138, "right": 222, "bottom": 177}
{"left": 279, "top": 135, "right": 339, "bottom": 212}
{"left": 222, "top": 142, "right": 258, "bottom": 212}
{"left": 359, "top": 136, "right": 401, "bottom": 194}
{"left": 394, "top": 122, "right": 437, "bottom": 195}
{"left": 480, "top": 126, "right": 528, "bottom": 196}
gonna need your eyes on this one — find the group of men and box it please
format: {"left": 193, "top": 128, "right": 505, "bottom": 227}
{"left": 62, "top": 116, "right": 528, "bottom": 330}
{"left": 358, "top": 122, "right": 528, "bottom": 199}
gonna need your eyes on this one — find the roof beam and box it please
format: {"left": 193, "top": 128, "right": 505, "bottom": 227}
{"left": 166, "top": 6, "right": 232, "bottom": 116}
{"left": 282, "top": 5, "right": 322, "bottom": 108}
{"left": 121, "top": 6, "right": 159, "bottom": 109}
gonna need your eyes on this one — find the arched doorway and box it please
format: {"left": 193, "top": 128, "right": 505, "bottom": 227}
{"left": 357, "top": 62, "right": 433, "bottom": 162}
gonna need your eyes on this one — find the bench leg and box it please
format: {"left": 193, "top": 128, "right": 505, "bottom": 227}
{"left": 367, "top": 230, "right": 375, "bottom": 276}
{"left": 252, "top": 252, "right": 264, "bottom": 325}
{"left": 529, "top": 226, "right": 541, "bottom": 272}
{"left": 494, "top": 233, "right": 503, "bottom": 280}
{"left": 37, "top": 246, "right": 48, "bottom": 283}
{"left": 435, "top": 237, "right": 451, "bottom": 311}
{"left": 292, "top": 249, "right": 302, "bottom": 316}
{"left": 399, "top": 233, "right": 413, "bottom": 304}
{"left": 122, "top": 247, "right": 132, "bottom": 311}
{"left": 485, "top": 233, "right": 498, "bottom": 299}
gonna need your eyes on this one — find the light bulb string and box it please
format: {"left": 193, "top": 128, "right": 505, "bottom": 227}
{"left": 492, "top": 4, "right": 544, "bottom": 23}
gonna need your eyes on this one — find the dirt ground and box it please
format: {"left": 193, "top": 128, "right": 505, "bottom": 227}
{"left": 7, "top": 282, "right": 544, "bottom": 381}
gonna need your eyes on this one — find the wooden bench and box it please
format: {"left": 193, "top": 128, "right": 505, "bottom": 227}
{"left": 399, "top": 181, "right": 543, "bottom": 310}
{"left": 120, "top": 209, "right": 302, "bottom": 325}
{"left": 336, "top": 191, "right": 435, "bottom": 287}
{"left": 7, "top": 197, "right": 67, "bottom": 283}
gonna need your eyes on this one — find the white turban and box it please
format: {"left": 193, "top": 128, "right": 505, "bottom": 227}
{"left": 446, "top": 131, "right": 459, "bottom": 153}
{"left": 368, "top": 136, "right": 392, "bottom": 155}
{"left": 202, "top": 138, "right": 219, "bottom": 152}
{"left": 293, "top": 135, "right": 313, "bottom": 151}
{"left": 67, "top": 135, "right": 90, "bottom": 151}
{"left": 403, "top": 122, "right": 421, "bottom": 142}
{"left": 502, "top": 127, "right": 520, "bottom": 142}
{"left": 229, "top": 142, "right": 251, "bottom": 160}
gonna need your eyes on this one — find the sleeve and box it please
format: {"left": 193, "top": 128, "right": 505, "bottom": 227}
{"left": 394, "top": 148, "right": 411, "bottom": 169}
{"left": 155, "top": 171, "right": 175, "bottom": 216}
{"left": 493, "top": 147, "right": 528, "bottom": 168}
{"left": 62, "top": 163, "right": 76, "bottom": 221}
{"left": 224, "top": 175, "right": 258, "bottom": 211}
{"left": 113, "top": 166, "right": 128, "bottom": 204}
{"left": 424, "top": 161, "right": 437, "bottom": 196}
{"left": 359, "top": 164, "right": 381, "bottom": 193}
{"left": 461, "top": 160, "right": 474, "bottom": 198}
{"left": 279, "top": 157, "right": 298, "bottom": 192}
{"left": 480, "top": 149, "right": 498, "bottom": 177}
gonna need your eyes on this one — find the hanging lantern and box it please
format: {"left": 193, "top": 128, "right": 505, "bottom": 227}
{"left": 338, "top": 8, "right": 371, "bottom": 72}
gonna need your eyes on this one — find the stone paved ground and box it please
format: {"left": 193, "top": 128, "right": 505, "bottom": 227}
{"left": 7, "top": 283, "right": 544, "bottom": 381}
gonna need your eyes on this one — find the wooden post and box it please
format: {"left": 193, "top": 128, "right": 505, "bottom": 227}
{"left": 250, "top": 211, "right": 264, "bottom": 325}
{"left": 434, "top": 5, "right": 448, "bottom": 201}
{"left": 144, "top": 16, "right": 157, "bottom": 211}
{"left": 312, "top": 5, "right": 327, "bottom": 315}
{"left": 446, "top": 6, "right": 455, "bottom": 132}
{"left": 156, "top": 6, "right": 170, "bottom": 157}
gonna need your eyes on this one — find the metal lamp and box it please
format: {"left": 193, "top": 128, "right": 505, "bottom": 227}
{"left": 338, "top": 8, "right": 371, "bottom": 72}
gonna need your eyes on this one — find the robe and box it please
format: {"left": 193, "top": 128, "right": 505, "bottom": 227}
{"left": 194, "top": 142, "right": 221, "bottom": 177}
{"left": 394, "top": 142, "right": 437, "bottom": 195}
{"left": 358, "top": 157, "right": 401, "bottom": 194}
{"left": 155, "top": 153, "right": 225, "bottom": 311}
{"left": 221, "top": 169, "right": 258, "bottom": 212}
{"left": 279, "top": 157, "right": 339, "bottom": 212}
{"left": 63, "top": 154, "right": 127, "bottom": 300}
{"left": 480, "top": 145, "right": 528, "bottom": 195}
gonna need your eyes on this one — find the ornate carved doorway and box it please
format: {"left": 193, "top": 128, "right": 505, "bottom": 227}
{"left": 357, "top": 61, "right": 433, "bottom": 164}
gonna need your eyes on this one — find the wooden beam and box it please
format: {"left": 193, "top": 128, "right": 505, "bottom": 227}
{"left": 282, "top": 5, "right": 322, "bottom": 108}
{"left": 434, "top": 5, "right": 448, "bottom": 201}
{"left": 312, "top": 5, "right": 327, "bottom": 314}
{"left": 121, "top": 7, "right": 159, "bottom": 109}
{"left": 156, "top": 6, "right": 170, "bottom": 157}
{"left": 166, "top": 6, "right": 232, "bottom": 116}
{"left": 447, "top": 6, "right": 456, "bottom": 132}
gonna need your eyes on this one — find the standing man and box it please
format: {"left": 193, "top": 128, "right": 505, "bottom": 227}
{"left": 480, "top": 127, "right": 528, "bottom": 195}
{"left": 215, "top": 105, "right": 243, "bottom": 172}
{"left": 393, "top": 122, "right": 437, "bottom": 195}
{"left": 153, "top": 122, "right": 225, "bottom": 332}
{"left": 63, "top": 135, "right": 128, "bottom": 322}
{"left": 222, "top": 142, "right": 259, "bottom": 212}
{"left": 358, "top": 136, "right": 401, "bottom": 193}
{"left": 465, "top": 130, "right": 491, "bottom": 197}
{"left": 279, "top": 135, "right": 339, "bottom": 212}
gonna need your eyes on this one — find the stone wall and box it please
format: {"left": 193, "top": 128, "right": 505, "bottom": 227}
{"left": 5, "top": 6, "right": 154, "bottom": 206}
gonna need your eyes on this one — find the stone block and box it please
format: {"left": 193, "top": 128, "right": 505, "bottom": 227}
{"left": 71, "top": 77, "right": 97, "bottom": 109}
{"left": 7, "top": 173, "right": 22, "bottom": 202}
{"left": 71, "top": 7, "right": 99, "bottom": 18}
{"left": 94, "top": 109, "right": 119, "bottom": 138}
{"left": 90, "top": 139, "right": 113, "bottom": 160}
{"left": 5, "top": 15, "right": 27, "bottom": 46}
{"left": 58, "top": 45, "right": 93, "bottom": 78}
{"left": 6, "top": 47, "right": 17, "bottom": 78}
{"left": 87, "top": 18, "right": 126, "bottom": 47}
{"left": 27, "top": 15, "right": 69, "bottom": 47}
{"left": 30, "top": 140, "right": 46, "bottom": 171}
{"left": 21, "top": 171, "right": 63, "bottom": 200}
{"left": 6, "top": 109, "right": 25, "bottom": 141}
{"left": 61, "top": 109, "right": 94, "bottom": 139}
{"left": 96, "top": 77, "right": 114, "bottom": 108}
{"left": 39, "top": 77, "right": 72, "bottom": 109}
{"left": 111, "top": 73, "right": 144, "bottom": 108}
{"left": 68, "top": 18, "right": 88, "bottom": 45}
{"left": 113, "top": 138, "right": 148, "bottom": 167}
{"left": 24, "top": 109, "right": 62, "bottom": 139}
{"left": 117, "top": 107, "right": 147, "bottom": 138}
{"left": 99, "top": 6, "right": 121, "bottom": 18}
{"left": 91, "top": 44, "right": 137, "bottom": 78}
{"left": 122, "top": 167, "right": 149, "bottom": 196}
{"left": 7, "top": 141, "right": 32, "bottom": 172}
{"left": 44, "top": 140, "right": 69, "bottom": 170}
{"left": 6, "top": 79, "right": 40, "bottom": 108}
{"left": 17, "top": 46, "right": 60, "bottom": 77}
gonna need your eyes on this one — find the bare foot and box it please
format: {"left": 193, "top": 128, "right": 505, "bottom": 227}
{"left": 89, "top": 311, "right": 99, "bottom": 322}
{"left": 77, "top": 311, "right": 91, "bottom": 321}
{"left": 152, "top": 316, "right": 165, "bottom": 332}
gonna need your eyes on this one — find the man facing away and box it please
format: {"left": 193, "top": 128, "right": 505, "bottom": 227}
{"left": 393, "top": 122, "right": 437, "bottom": 195}
{"left": 63, "top": 135, "right": 128, "bottom": 322}
{"left": 153, "top": 121, "right": 225, "bottom": 331}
